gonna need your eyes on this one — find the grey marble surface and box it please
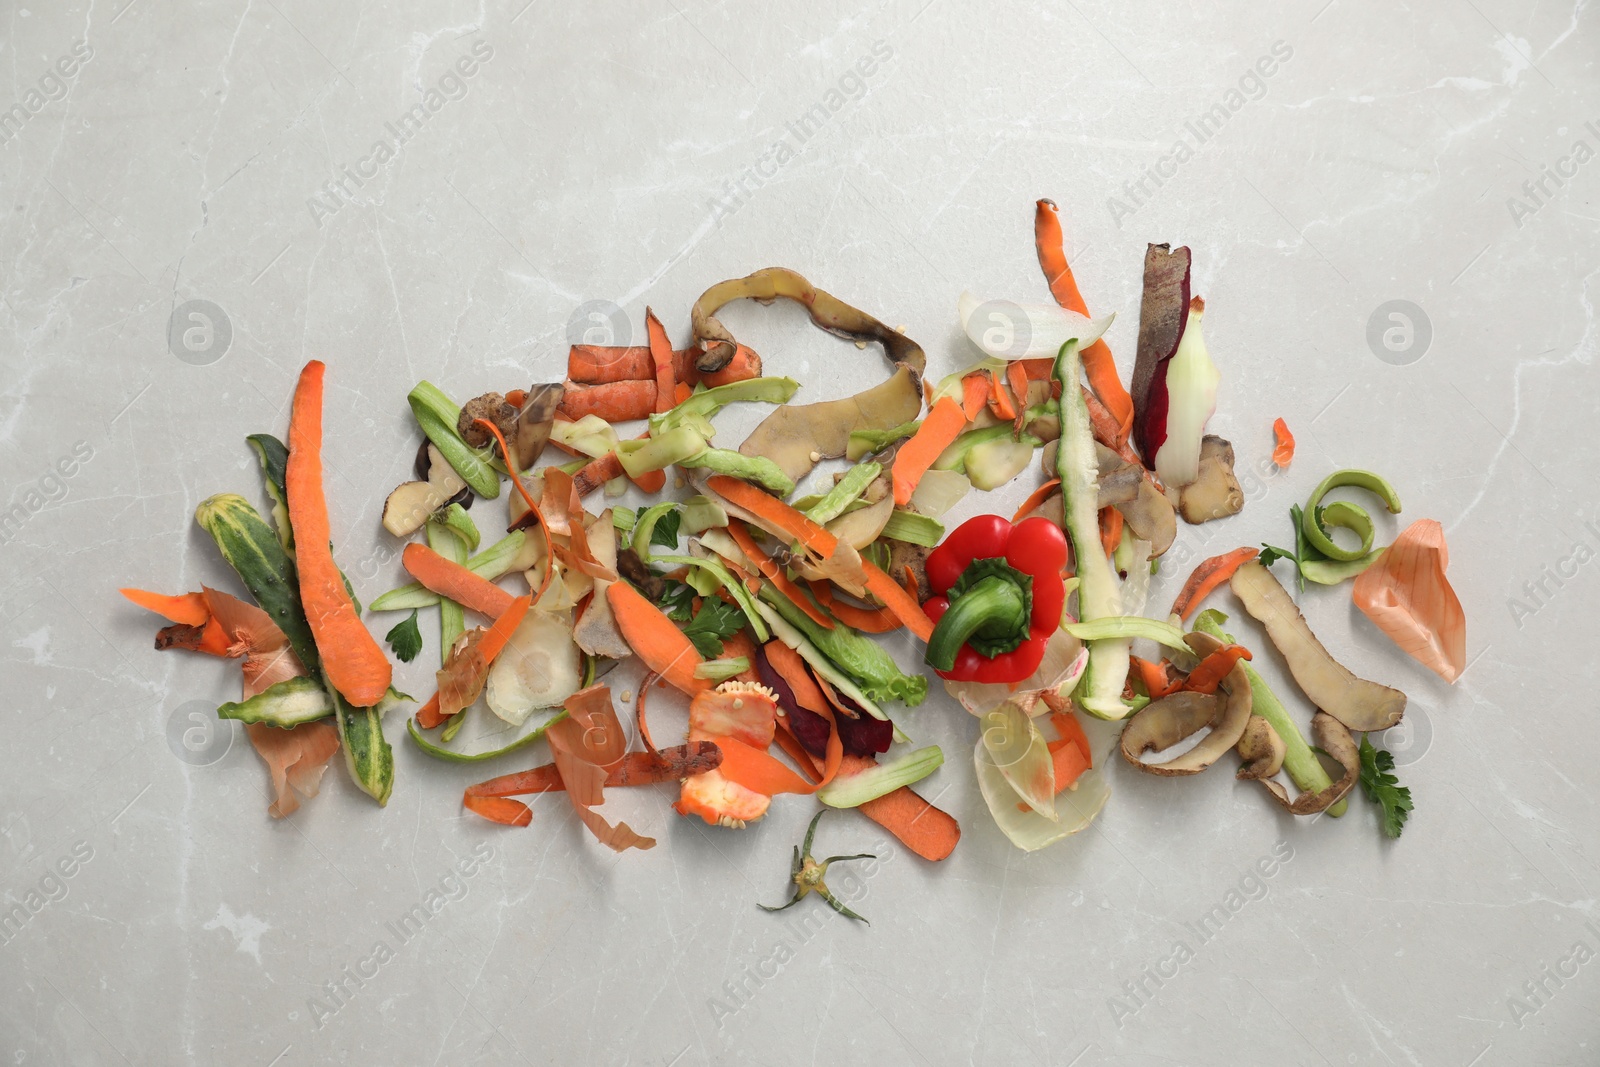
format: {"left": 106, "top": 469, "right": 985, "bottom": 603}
{"left": 2, "top": 1, "right": 1597, "bottom": 1064}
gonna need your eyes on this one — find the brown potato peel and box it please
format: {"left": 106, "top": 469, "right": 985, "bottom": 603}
{"left": 1118, "top": 633, "right": 1252, "bottom": 775}
{"left": 1254, "top": 712, "right": 1360, "bottom": 815}
{"left": 690, "top": 267, "right": 926, "bottom": 375}
{"left": 739, "top": 365, "right": 924, "bottom": 484}
{"left": 1235, "top": 715, "right": 1286, "bottom": 781}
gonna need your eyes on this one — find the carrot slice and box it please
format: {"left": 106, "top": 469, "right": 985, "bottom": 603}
{"left": 645, "top": 307, "right": 676, "bottom": 414}
{"left": 727, "top": 522, "right": 833, "bottom": 629}
{"left": 1012, "top": 479, "right": 1062, "bottom": 523}
{"left": 839, "top": 754, "right": 961, "bottom": 862}
{"left": 1170, "top": 547, "right": 1260, "bottom": 620}
{"left": 1034, "top": 199, "right": 1133, "bottom": 442}
{"left": 1006, "top": 361, "right": 1033, "bottom": 433}
{"left": 891, "top": 395, "right": 968, "bottom": 506}
{"left": 1099, "top": 506, "right": 1124, "bottom": 560}
{"left": 959, "top": 373, "right": 988, "bottom": 420}
{"left": 286, "top": 360, "right": 391, "bottom": 707}
{"left": 558, "top": 380, "right": 658, "bottom": 422}
{"left": 699, "top": 343, "right": 764, "bottom": 387}
{"left": 402, "top": 542, "right": 515, "bottom": 617}
{"left": 606, "top": 579, "right": 710, "bottom": 695}
{"left": 1130, "top": 655, "right": 1182, "bottom": 699}
{"left": 1272, "top": 417, "right": 1295, "bottom": 468}
{"left": 119, "top": 588, "right": 210, "bottom": 626}
{"left": 811, "top": 585, "right": 901, "bottom": 633}
{"left": 861, "top": 561, "right": 936, "bottom": 641}
{"left": 1183, "top": 645, "right": 1253, "bottom": 694}
{"left": 1352, "top": 518, "right": 1466, "bottom": 682}
{"left": 988, "top": 369, "right": 1017, "bottom": 421}
{"left": 706, "top": 475, "right": 839, "bottom": 556}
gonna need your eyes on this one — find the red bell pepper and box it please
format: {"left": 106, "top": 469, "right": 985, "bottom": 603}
{"left": 921, "top": 515, "right": 1068, "bottom": 683}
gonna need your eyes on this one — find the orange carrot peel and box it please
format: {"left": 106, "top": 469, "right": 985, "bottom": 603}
{"left": 891, "top": 395, "right": 968, "bottom": 506}
{"left": 286, "top": 359, "right": 391, "bottom": 707}
{"left": 1272, "top": 417, "right": 1295, "bottom": 468}
{"left": 727, "top": 521, "right": 833, "bottom": 629}
{"left": 402, "top": 542, "right": 515, "bottom": 617}
{"left": 1170, "top": 547, "right": 1260, "bottom": 620}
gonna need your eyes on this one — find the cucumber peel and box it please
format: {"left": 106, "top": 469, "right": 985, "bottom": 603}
{"left": 1052, "top": 340, "right": 1131, "bottom": 719}
{"left": 408, "top": 381, "right": 500, "bottom": 497}
{"left": 1065, "top": 616, "right": 1190, "bottom": 653}
{"left": 818, "top": 746, "right": 944, "bottom": 808}
{"left": 678, "top": 448, "right": 795, "bottom": 496}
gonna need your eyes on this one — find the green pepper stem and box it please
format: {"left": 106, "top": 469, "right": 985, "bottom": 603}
{"left": 924, "top": 576, "right": 1028, "bottom": 671}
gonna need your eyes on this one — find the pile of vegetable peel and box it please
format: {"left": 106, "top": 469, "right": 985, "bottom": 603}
{"left": 121, "top": 198, "right": 1464, "bottom": 887}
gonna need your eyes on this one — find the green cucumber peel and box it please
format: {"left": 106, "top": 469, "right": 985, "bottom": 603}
{"left": 847, "top": 420, "right": 920, "bottom": 461}
{"left": 818, "top": 746, "right": 945, "bottom": 808}
{"left": 406, "top": 709, "right": 569, "bottom": 763}
{"left": 805, "top": 462, "right": 883, "bottom": 525}
{"left": 1193, "top": 609, "right": 1345, "bottom": 816}
{"left": 682, "top": 496, "right": 728, "bottom": 534}
{"left": 649, "top": 376, "right": 800, "bottom": 435}
{"left": 408, "top": 381, "right": 500, "bottom": 498}
{"left": 694, "top": 657, "right": 751, "bottom": 682}
{"left": 1052, "top": 340, "right": 1131, "bottom": 719}
{"left": 1065, "top": 616, "right": 1190, "bottom": 652}
{"left": 244, "top": 433, "right": 293, "bottom": 552}
{"left": 426, "top": 516, "right": 469, "bottom": 664}
{"left": 677, "top": 448, "right": 795, "bottom": 496}
{"left": 432, "top": 502, "right": 479, "bottom": 552}
{"left": 617, "top": 425, "right": 707, "bottom": 479}
{"left": 1301, "top": 469, "right": 1401, "bottom": 562}
{"left": 879, "top": 509, "right": 944, "bottom": 547}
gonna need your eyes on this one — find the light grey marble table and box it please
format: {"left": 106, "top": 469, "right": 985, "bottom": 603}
{"left": 2, "top": 1, "right": 1595, "bottom": 1064}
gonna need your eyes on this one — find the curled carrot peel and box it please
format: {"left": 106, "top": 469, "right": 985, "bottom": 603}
{"left": 727, "top": 521, "right": 833, "bottom": 630}
{"left": 1170, "top": 546, "right": 1260, "bottom": 620}
{"left": 1013, "top": 479, "right": 1061, "bottom": 523}
{"left": 120, "top": 588, "right": 210, "bottom": 626}
{"left": 1182, "top": 645, "right": 1253, "bottom": 694}
{"left": 475, "top": 417, "right": 558, "bottom": 604}
{"left": 402, "top": 542, "right": 515, "bottom": 617}
{"left": 705, "top": 475, "right": 839, "bottom": 557}
{"left": 891, "top": 395, "right": 968, "bottom": 507}
{"left": 1272, "top": 417, "right": 1295, "bottom": 468}
{"left": 960, "top": 373, "right": 988, "bottom": 420}
{"left": 645, "top": 307, "right": 676, "bottom": 415}
{"left": 1130, "top": 655, "right": 1183, "bottom": 699}
{"left": 286, "top": 360, "right": 391, "bottom": 707}
{"left": 1034, "top": 199, "right": 1133, "bottom": 443}
{"left": 606, "top": 579, "right": 710, "bottom": 695}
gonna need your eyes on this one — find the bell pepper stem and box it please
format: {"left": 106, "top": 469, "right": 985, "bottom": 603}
{"left": 924, "top": 576, "right": 1028, "bottom": 671}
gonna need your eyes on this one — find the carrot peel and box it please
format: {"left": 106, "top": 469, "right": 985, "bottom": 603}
{"left": 1272, "top": 417, "right": 1295, "bottom": 468}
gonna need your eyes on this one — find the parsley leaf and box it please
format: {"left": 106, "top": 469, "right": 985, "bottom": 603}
{"left": 1358, "top": 735, "right": 1413, "bottom": 839}
{"left": 679, "top": 598, "right": 745, "bottom": 658}
{"left": 1258, "top": 543, "right": 1297, "bottom": 568}
{"left": 385, "top": 609, "right": 423, "bottom": 663}
{"left": 650, "top": 508, "right": 682, "bottom": 550}
{"left": 657, "top": 579, "right": 696, "bottom": 622}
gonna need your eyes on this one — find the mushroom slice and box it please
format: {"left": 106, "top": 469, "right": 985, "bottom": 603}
{"left": 382, "top": 443, "right": 468, "bottom": 537}
{"left": 1230, "top": 561, "right": 1407, "bottom": 731}
{"left": 738, "top": 366, "right": 923, "bottom": 484}
{"left": 1178, "top": 435, "right": 1244, "bottom": 524}
{"left": 690, "top": 267, "right": 926, "bottom": 375}
{"left": 1255, "top": 712, "right": 1360, "bottom": 815}
{"left": 513, "top": 383, "right": 565, "bottom": 471}
{"left": 1235, "top": 715, "right": 1286, "bottom": 780}
{"left": 1118, "top": 631, "right": 1252, "bottom": 775}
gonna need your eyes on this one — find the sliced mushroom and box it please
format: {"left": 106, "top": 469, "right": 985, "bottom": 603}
{"left": 1230, "top": 561, "right": 1406, "bottom": 731}
{"left": 1178, "top": 435, "right": 1244, "bottom": 524}
{"left": 1254, "top": 712, "right": 1360, "bottom": 814}
{"left": 513, "top": 383, "right": 565, "bottom": 471}
{"left": 1118, "top": 631, "right": 1252, "bottom": 775}
{"left": 1235, "top": 715, "right": 1286, "bottom": 780}
{"left": 738, "top": 365, "right": 923, "bottom": 483}
{"left": 458, "top": 392, "right": 518, "bottom": 449}
{"left": 382, "top": 443, "right": 468, "bottom": 537}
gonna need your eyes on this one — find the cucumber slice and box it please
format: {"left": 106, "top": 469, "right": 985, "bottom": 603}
{"left": 1053, "top": 340, "right": 1130, "bottom": 719}
{"left": 218, "top": 677, "right": 331, "bottom": 726}
{"left": 818, "top": 746, "right": 944, "bottom": 808}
